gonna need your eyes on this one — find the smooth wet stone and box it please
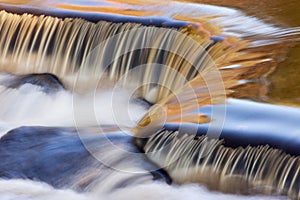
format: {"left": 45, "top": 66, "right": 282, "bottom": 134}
{"left": 210, "top": 36, "right": 225, "bottom": 43}
{"left": 162, "top": 99, "right": 300, "bottom": 156}
{"left": 0, "top": 126, "right": 171, "bottom": 191}
{"left": 3, "top": 73, "right": 65, "bottom": 93}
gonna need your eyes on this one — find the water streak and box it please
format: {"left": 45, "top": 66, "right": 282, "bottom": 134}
{"left": 143, "top": 130, "right": 300, "bottom": 199}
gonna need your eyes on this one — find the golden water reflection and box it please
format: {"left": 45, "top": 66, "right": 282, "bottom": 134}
{"left": 183, "top": 0, "right": 300, "bottom": 106}
{"left": 0, "top": 0, "right": 299, "bottom": 106}
{"left": 184, "top": 0, "right": 300, "bottom": 27}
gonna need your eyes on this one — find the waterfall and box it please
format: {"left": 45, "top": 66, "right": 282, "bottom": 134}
{"left": 0, "top": 10, "right": 230, "bottom": 103}
{"left": 142, "top": 129, "right": 300, "bottom": 198}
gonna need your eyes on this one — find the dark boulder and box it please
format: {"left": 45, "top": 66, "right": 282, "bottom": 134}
{"left": 3, "top": 73, "right": 65, "bottom": 93}
{"left": 0, "top": 126, "right": 170, "bottom": 191}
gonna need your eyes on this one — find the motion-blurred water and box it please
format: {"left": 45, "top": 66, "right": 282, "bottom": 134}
{"left": 0, "top": 0, "right": 299, "bottom": 199}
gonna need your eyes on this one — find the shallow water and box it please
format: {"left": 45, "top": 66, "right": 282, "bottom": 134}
{"left": 184, "top": 0, "right": 300, "bottom": 106}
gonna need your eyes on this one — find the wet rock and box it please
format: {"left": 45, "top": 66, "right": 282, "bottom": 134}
{"left": 0, "top": 126, "right": 170, "bottom": 191}
{"left": 210, "top": 36, "right": 225, "bottom": 43}
{"left": 4, "top": 73, "right": 65, "bottom": 94}
{"left": 161, "top": 99, "right": 300, "bottom": 156}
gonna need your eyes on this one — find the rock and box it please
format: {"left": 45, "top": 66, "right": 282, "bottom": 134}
{"left": 0, "top": 126, "right": 170, "bottom": 191}
{"left": 3, "top": 73, "right": 65, "bottom": 94}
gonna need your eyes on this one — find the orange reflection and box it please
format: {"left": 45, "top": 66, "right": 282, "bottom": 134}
{"left": 106, "top": 0, "right": 160, "bottom": 6}
{"left": 56, "top": 4, "right": 158, "bottom": 16}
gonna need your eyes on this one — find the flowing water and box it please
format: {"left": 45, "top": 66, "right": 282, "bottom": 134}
{"left": 0, "top": 0, "right": 299, "bottom": 200}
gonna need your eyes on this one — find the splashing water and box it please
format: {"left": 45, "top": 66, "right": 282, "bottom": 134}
{"left": 142, "top": 130, "right": 300, "bottom": 197}
{"left": 0, "top": 73, "right": 148, "bottom": 137}
{"left": 0, "top": 179, "right": 288, "bottom": 200}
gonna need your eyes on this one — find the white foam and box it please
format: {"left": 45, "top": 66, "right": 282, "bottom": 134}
{"left": 0, "top": 74, "right": 147, "bottom": 137}
{"left": 0, "top": 179, "right": 287, "bottom": 200}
